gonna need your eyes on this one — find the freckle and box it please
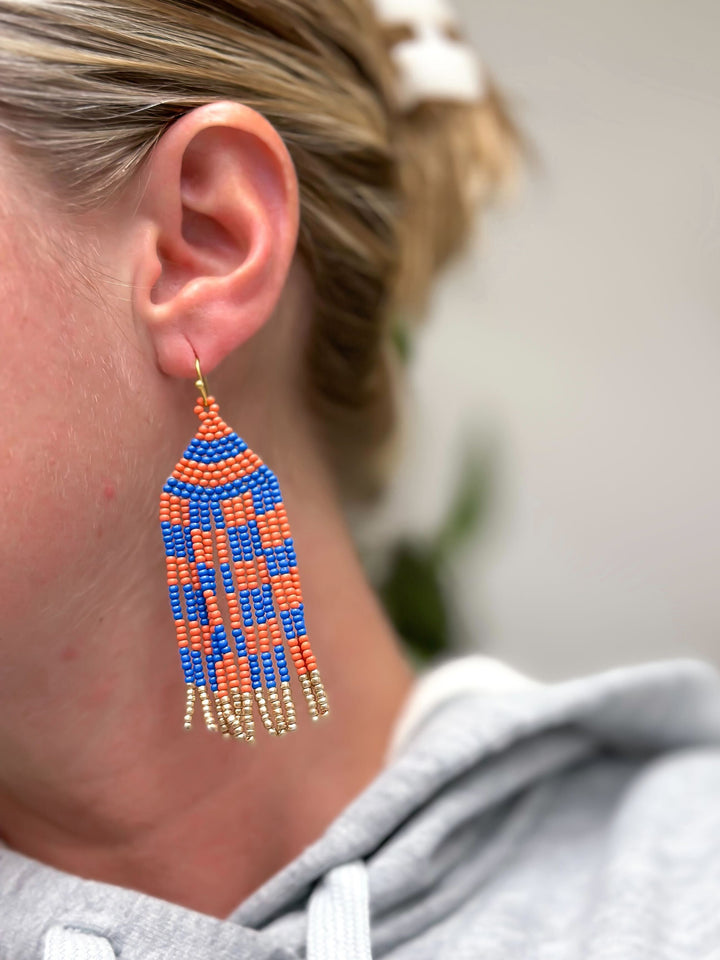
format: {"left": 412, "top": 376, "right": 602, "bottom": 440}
{"left": 103, "top": 481, "right": 116, "bottom": 501}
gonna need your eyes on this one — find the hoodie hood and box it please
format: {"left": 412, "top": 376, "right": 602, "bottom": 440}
{"left": 2, "top": 656, "right": 720, "bottom": 960}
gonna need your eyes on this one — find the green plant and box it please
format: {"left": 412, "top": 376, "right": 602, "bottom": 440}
{"left": 378, "top": 440, "right": 494, "bottom": 663}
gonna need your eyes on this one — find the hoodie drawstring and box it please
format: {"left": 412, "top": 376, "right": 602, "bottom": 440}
{"left": 307, "top": 860, "right": 373, "bottom": 960}
{"left": 42, "top": 866, "right": 372, "bottom": 960}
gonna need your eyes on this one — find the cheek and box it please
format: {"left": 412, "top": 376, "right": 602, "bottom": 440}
{"left": 0, "top": 198, "right": 157, "bottom": 636}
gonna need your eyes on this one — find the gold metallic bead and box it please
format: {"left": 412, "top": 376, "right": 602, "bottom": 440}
{"left": 242, "top": 691, "right": 256, "bottom": 743}
{"left": 268, "top": 689, "right": 287, "bottom": 736}
{"left": 183, "top": 686, "right": 197, "bottom": 729}
{"left": 281, "top": 681, "right": 297, "bottom": 731}
{"left": 198, "top": 688, "right": 219, "bottom": 732}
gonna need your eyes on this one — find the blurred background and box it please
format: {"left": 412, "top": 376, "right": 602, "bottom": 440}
{"left": 359, "top": 0, "right": 720, "bottom": 680}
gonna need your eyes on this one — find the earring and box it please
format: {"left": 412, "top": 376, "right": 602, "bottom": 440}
{"left": 159, "top": 355, "right": 329, "bottom": 743}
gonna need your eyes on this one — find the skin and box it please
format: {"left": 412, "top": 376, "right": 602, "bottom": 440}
{"left": 0, "top": 101, "right": 415, "bottom": 918}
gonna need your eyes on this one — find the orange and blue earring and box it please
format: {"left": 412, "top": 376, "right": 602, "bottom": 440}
{"left": 159, "top": 356, "right": 329, "bottom": 742}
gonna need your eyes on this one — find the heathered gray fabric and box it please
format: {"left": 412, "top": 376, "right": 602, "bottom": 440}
{"left": 2, "top": 657, "right": 720, "bottom": 959}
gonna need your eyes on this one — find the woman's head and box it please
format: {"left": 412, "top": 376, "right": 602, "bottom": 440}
{"left": 0, "top": 0, "right": 516, "bottom": 490}
{"left": 0, "top": 0, "right": 518, "bottom": 817}
{"left": 0, "top": 2, "right": 516, "bottom": 689}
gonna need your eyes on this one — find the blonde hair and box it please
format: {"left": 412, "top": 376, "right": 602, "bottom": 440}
{"left": 0, "top": 0, "right": 517, "bottom": 500}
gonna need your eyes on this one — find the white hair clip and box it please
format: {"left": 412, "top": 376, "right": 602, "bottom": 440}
{"left": 371, "top": 0, "right": 486, "bottom": 112}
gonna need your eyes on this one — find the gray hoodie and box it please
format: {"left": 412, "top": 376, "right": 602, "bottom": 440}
{"left": 1, "top": 655, "right": 720, "bottom": 959}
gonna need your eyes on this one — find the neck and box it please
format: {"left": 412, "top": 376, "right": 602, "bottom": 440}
{"left": 0, "top": 416, "right": 415, "bottom": 918}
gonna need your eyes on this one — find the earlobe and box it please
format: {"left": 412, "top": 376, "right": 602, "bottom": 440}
{"left": 132, "top": 101, "right": 300, "bottom": 380}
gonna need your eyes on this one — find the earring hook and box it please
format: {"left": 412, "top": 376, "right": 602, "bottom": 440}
{"left": 194, "top": 355, "right": 210, "bottom": 406}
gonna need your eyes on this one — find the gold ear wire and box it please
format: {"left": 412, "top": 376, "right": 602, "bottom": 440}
{"left": 193, "top": 355, "right": 210, "bottom": 406}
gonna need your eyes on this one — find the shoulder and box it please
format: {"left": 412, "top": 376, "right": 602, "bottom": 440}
{"left": 579, "top": 746, "right": 720, "bottom": 956}
{"left": 611, "top": 745, "right": 720, "bottom": 864}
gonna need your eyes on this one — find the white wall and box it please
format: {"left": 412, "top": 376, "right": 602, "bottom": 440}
{"left": 363, "top": 0, "right": 720, "bottom": 680}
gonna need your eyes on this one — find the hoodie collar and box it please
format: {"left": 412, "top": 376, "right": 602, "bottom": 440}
{"left": 2, "top": 657, "right": 719, "bottom": 960}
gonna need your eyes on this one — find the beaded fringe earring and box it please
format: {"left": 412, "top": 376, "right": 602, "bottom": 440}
{"left": 159, "top": 356, "right": 329, "bottom": 742}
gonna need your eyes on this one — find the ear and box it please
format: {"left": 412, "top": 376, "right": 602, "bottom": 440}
{"left": 131, "top": 100, "right": 299, "bottom": 379}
